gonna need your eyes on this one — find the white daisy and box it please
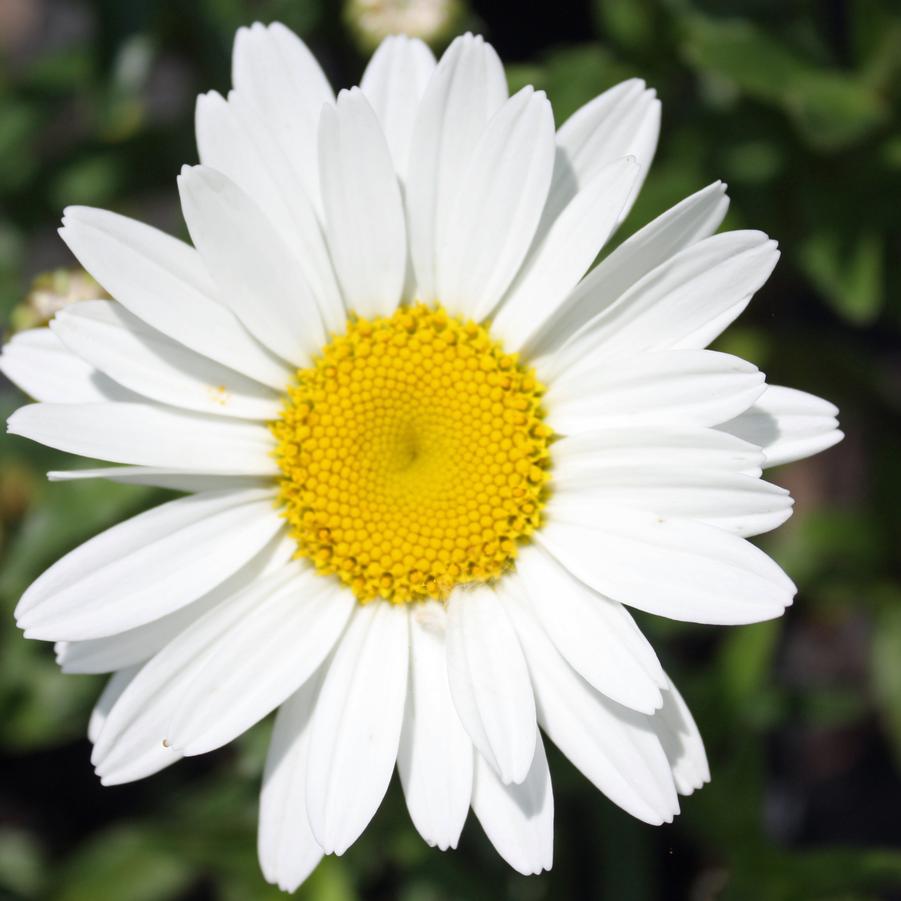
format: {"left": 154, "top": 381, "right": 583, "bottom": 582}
{"left": 1, "top": 24, "right": 843, "bottom": 891}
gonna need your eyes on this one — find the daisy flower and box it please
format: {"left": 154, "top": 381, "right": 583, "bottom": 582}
{"left": 1, "top": 24, "right": 843, "bottom": 890}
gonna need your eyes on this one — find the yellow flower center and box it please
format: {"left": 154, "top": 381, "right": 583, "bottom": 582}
{"left": 271, "top": 304, "right": 552, "bottom": 604}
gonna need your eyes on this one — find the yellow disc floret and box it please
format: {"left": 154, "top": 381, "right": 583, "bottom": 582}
{"left": 271, "top": 304, "right": 552, "bottom": 604}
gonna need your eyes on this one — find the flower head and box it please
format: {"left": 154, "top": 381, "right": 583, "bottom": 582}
{"left": 1, "top": 23, "right": 842, "bottom": 891}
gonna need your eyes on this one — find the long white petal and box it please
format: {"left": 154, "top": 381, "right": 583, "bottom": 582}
{"left": 552, "top": 466, "right": 793, "bottom": 537}
{"left": 8, "top": 402, "right": 278, "bottom": 473}
{"left": 406, "top": 34, "right": 507, "bottom": 301}
{"left": 231, "top": 21, "right": 333, "bottom": 221}
{"left": 529, "top": 181, "right": 729, "bottom": 358}
{"left": 195, "top": 90, "right": 345, "bottom": 334}
{"left": 538, "top": 507, "right": 795, "bottom": 625}
{"left": 471, "top": 733, "right": 553, "bottom": 876}
{"left": 437, "top": 87, "right": 555, "bottom": 321}
{"left": 446, "top": 585, "right": 537, "bottom": 784}
{"left": 166, "top": 570, "right": 354, "bottom": 756}
{"left": 178, "top": 165, "right": 325, "bottom": 367}
{"left": 718, "top": 384, "right": 843, "bottom": 468}
{"left": 57, "top": 533, "right": 294, "bottom": 674}
{"left": 319, "top": 89, "right": 408, "bottom": 318}
{"left": 397, "top": 602, "right": 473, "bottom": 850}
{"left": 59, "top": 207, "right": 289, "bottom": 389}
{"left": 306, "top": 602, "right": 409, "bottom": 855}
{"left": 0, "top": 328, "right": 135, "bottom": 403}
{"left": 361, "top": 35, "right": 437, "bottom": 179}
{"left": 259, "top": 673, "right": 325, "bottom": 893}
{"left": 16, "top": 488, "right": 282, "bottom": 640}
{"left": 88, "top": 666, "right": 140, "bottom": 743}
{"left": 492, "top": 157, "right": 639, "bottom": 352}
{"left": 516, "top": 544, "right": 664, "bottom": 712}
{"left": 91, "top": 563, "right": 297, "bottom": 785}
{"left": 51, "top": 301, "right": 282, "bottom": 420}
{"left": 47, "top": 467, "right": 271, "bottom": 493}
{"left": 502, "top": 579, "right": 679, "bottom": 824}
{"left": 652, "top": 677, "right": 710, "bottom": 796}
{"left": 545, "top": 349, "right": 765, "bottom": 434}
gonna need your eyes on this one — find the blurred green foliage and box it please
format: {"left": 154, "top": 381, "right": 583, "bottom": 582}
{"left": 0, "top": 0, "right": 899, "bottom": 898}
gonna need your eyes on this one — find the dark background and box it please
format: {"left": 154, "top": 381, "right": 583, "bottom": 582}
{"left": 0, "top": 0, "right": 900, "bottom": 898}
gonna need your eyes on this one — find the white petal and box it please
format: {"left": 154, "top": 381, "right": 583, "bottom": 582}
{"left": 59, "top": 207, "right": 290, "bottom": 389}
{"left": 8, "top": 402, "right": 278, "bottom": 473}
{"left": 551, "top": 425, "right": 764, "bottom": 478}
{"left": 319, "top": 89, "right": 408, "bottom": 318}
{"left": 540, "top": 231, "right": 779, "bottom": 379}
{"left": 492, "top": 157, "right": 639, "bottom": 352}
{"left": 529, "top": 181, "right": 729, "bottom": 358}
{"left": 306, "top": 602, "right": 409, "bottom": 855}
{"left": 361, "top": 35, "right": 437, "bottom": 179}
{"left": 259, "top": 673, "right": 325, "bottom": 893}
{"left": 652, "top": 677, "right": 710, "bottom": 796}
{"left": 16, "top": 488, "right": 283, "bottom": 640}
{"left": 516, "top": 544, "right": 664, "bottom": 713}
{"left": 88, "top": 666, "right": 140, "bottom": 743}
{"left": 57, "top": 533, "right": 295, "bottom": 674}
{"left": 178, "top": 165, "right": 325, "bottom": 367}
{"left": 195, "top": 90, "right": 345, "bottom": 334}
{"left": 397, "top": 602, "right": 473, "bottom": 850}
{"left": 538, "top": 506, "right": 796, "bottom": 625}
{"left": 0, "top": 328, "right": 135, "bottom": 403}
{"left": 446, "top": 584, "right": 537, "bottom": 784}
{"left": 502, "top": 580, "right": 679, "bottom": 824}
{"left": 549, "top": 79, "right": 660, "bottom": 228}
{"left": 91, "top": 563, "right": 297, "bottom": 785}
{"left": 437, "top": 87, "right": 555, "bottom": 321}
{"left": 471, "top": 733, "right": 553, "bottom": 876}
{"left": 47, "top": 467, "right": 271, "bottom": 493}
{"left": 718, "top": 384, "right": 843, "bottom": 468}
{"left": 166, "top": 569, "right": 354, "bottom": 756}
{"left": 406, "top": 34, "right": 508, "bottom": 301}
{"left": 552, "top": 466, "right": 793, "bottom": 537}
{"left": 545, "top": 349, "right": 765, "bottom": 434}
{"left": 51, "top": 301, "right": 282, "bottom": 420}
{"left": 231, "top": 22, "right": 333, "bottom": 221}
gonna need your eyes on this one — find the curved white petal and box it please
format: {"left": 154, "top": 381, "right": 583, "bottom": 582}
{"left": 259, "top": 673, "right": 325, "bottom": 893}
{"left": 0, "top": 328, "right": 135, "bottom": 403}
{"left": 552, "top": 466, "right": 793, "bottom": 537}
{"left": 178, "top": 165, "right": 325, "bottom": 367}
{"left": 545, "top": 349, "right": 766, "bottom": 434}
{"left": 493, "top": 157, "right": 639, "bottom": 352}
{"left": 51, "top": 301, "right": 282, "bottom": 420}
{"left": 437, "top": 87, "right": 555, "bottom": 321}
{"left": 446, "top": 585, "right": 537, "bottom": 784}
{"left": 516, "top": 544, "right": 664, "bottom": 712}
{"left": 16, "top": 488, "right": 282, "bottom": 640}
{"left": 8, "top": 402, "right": 278, "bottom": 473}
{"left": 47, "top": 467, "right": 271, "bottom": 493}
{"left": 718, "top": 384, "right": 843, "bottom": 468}
{"left": 57, "top": 533, "right": 294, "bottom": 674}
{"left": 306, "top": 602, "right": 409, "bottom": 855}
{"left": 195, "top": 90, "right": 345, "bottom": 334}
{"left": 530, "top": 181, "right": 729, "bottom": 358}
{"left": 397, "top": 601, "right": 473, "bottom": 851}
{"left": 59, "top": 207, "right": 290, "bottom": 389}
{"left": 540, "top": 231, "right": 779, "bottom": 379}
{"left": 538, "top": 507, "right": 796, "bottom": 625}
{"left": 406, "top": 33, "right": 508, "bottom": 301}
{"left": 502, "top": 579, "right": 679, "bottom": 825}
{"left": 88, "top": 666, "right": 140, "bottom": 743}
{"left": 319, "top": 88, "right": 407, "bottom": 318}
{"left": 652, "top": 677, "right": 710, "bottom": 796}
{"left": 361, "top": 35, "right": 436, "bottom": 179}
{"left": 551, "top": 425, "right": 764, "bottom": 478}
{"left": 91, "top": 563, "right": 297, "bottom": 785}
{"left": 231, "top": 21, "right": 333, "bottom": 221}
{"left": 166, "top": 569, "right": 354, "bottom": 756}
{"left": 471, "top": 733, "right": 553, "bottom": 876}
